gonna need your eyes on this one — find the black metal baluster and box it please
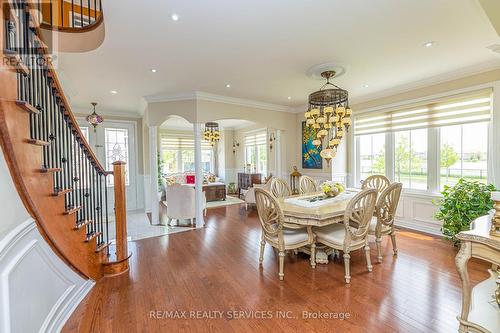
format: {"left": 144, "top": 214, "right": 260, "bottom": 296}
{"left": 87, "top": 0, "right": 90, "bottom": 26}
{"left": 68, "top": 123, "right": 74, "bottom": 208}
{"left": 71, "top": 0, "right": 75, "bottom": 27}
{"left": 94, "top": 0, "right": 97, "bottom": 21}
{"left": 80, "top": 0, "right": 83, "bottom": 27}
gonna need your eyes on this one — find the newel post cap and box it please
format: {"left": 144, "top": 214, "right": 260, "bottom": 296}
{"left": 112, "top": 160, "right": 127, "bottom": 166}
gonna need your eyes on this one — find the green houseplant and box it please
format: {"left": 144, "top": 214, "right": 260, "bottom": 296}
{"left": 157, "top": 152, "right": 165, "bottom": 201}
{"left": 434, "top": 178, "right": 495, "bottom": 245}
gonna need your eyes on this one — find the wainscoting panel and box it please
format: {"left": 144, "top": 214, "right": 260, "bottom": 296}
{"left": 395, "top": 192, "right": 442, "bottom": 236}
{"left": 0, "top": 219, "right": 94, "bottom": 333}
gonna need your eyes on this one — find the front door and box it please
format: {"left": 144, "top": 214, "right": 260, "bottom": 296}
{"left": 78, "top": 120, "right": 138, "bottom": 211}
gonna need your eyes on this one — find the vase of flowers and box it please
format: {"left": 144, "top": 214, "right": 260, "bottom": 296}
{"left": 321, "top": 181, "right": 345, "bottom": 198}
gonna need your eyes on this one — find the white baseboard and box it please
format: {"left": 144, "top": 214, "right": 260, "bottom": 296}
{"left": 395, "top": 218, "right": 443, "bottom": 236}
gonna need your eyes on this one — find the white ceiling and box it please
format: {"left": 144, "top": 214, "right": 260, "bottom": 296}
{"left": 57, "top": 0, "right": 500, "bottom": 114}
{"left": 160, "top": 116, "right": 255, "bottom": 130}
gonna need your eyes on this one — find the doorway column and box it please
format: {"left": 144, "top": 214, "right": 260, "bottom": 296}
{"left": 149, "top": 125, "right": 160, "bottom": 225}
{"left": 194, "top": 122, "right": 205, "bottom": 227}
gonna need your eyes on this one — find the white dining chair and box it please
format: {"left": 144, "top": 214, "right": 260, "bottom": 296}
{"left": 369, "top": 182, "right": 402, "bottom": 262}
{"left": 270, "top": 178, "right": 291, "bottom": 198}
{"left": 299, "top": 175, "right": 318, "bottom": 194}
{"left": 361, "top": 174, "right": 390, "bottom": 195}
{"left": 255, "top": 188, "right": 316, "bottom": 280}
{"left": 313, "top": 188, "right": 377, "bottom": 283}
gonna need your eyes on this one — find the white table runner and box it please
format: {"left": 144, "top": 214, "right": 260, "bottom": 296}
{"left": 284, "top": 191, "right": 357, "bottom": 208}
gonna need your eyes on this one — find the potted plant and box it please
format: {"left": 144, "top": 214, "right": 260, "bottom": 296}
{"left": 157, "top": 152, "right": 165, "bottom": 201}
{"left": 434, "top": 178, "right": 496, "bottom": 245}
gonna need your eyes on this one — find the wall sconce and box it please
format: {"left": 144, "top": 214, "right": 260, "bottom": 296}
{"left": 232, "top": 140, "right": 240, "bottom": 154}
{"left": 269, "top": 133, "right": 276, "bottom": 151}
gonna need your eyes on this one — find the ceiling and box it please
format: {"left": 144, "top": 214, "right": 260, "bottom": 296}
{"left": 56, "top": 0, "right": 500, "bottom": 115}
{"left": 160, "top": 117, "right": 255, "bottom": 130}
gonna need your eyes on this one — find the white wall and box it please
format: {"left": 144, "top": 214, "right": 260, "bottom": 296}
{"left": 0, "top": 150, "right": 93, "bottom": 332}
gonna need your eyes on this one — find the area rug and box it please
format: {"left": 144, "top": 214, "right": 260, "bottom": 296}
{"left": 206, "top": 195, "right": 245, "bottom": 209}
{"left": 108, "top": 210, "right": 194, "bottom": 242}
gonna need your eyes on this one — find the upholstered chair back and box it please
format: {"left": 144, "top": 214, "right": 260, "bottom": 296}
{"left": 299, "top": 176, "right": 318, "bottom": 194}
{"left": 270, "top": 178, "right": 291, "bottom": 198}
{"left": 165, "top": 184, "right": 196, "bottom": 219}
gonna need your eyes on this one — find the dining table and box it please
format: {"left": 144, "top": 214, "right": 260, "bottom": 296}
{"left": 278, "top": 189, "right": 360, "bottom": 264}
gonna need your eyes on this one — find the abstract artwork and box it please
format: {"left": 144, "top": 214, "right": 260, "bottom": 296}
{"left": 302, "top": 121, "right": 322, "bottom": 169}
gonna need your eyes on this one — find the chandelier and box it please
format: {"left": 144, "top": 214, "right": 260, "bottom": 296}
{"left": 305, "top": 70, "right": 352, "bottom": 164}
{"left": 86, "top": 102, "right": 104, "bottom": 132}
{"left": 203, "top": 122, "right": 220, "bottom": 147}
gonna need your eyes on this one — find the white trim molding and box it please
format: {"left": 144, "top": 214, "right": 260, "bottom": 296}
{"left": 0, "top": 219, "right": 94, "bottom": 333}
{"left": 144, "top": 91, "right": 294, "bottom": 113}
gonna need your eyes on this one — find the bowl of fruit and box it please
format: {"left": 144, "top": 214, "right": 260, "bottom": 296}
{"left": 320, "top": 181, "right": 345, "bottom": 198}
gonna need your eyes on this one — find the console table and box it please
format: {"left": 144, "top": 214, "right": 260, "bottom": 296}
{"left": 455, "top": 215, "right": 500, "bottom": 333}
{"left": 237, "top": 173, "right": 261, "bottom": 197}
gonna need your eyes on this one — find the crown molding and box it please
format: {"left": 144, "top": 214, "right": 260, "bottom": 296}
{"left": 144, "top": 91, "right": 294, "bottom": 113}
{"left": 350, "top": 59, "right": 500, "bottom": 106}
{"left": 72, "top": 106, "right": 142, "bottom": 119}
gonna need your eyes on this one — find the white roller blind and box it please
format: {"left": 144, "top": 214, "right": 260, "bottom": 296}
{"left": 354, "top": 89, "right": 492, "bottom": 135}
{"left": 160, "top": 134, "right": 212, "bottom": 150}
{"left": 244, "top": 132, "right": 267, "bottom": 146}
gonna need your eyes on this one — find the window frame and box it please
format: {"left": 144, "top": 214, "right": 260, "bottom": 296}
{"left": 355, "top": 124, "right": 489, "bottom": 195}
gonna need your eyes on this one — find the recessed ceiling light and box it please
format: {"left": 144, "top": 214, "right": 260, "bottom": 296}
{"left": 110, "top": 90, "right": 118, "bottom": 94}
{"left": 287, "top": 96, "right": 292, "bottom": 100}
{"left": 171, "top": 14, "right": 179, "bottom": 21}
{"left": 151, "top": 69, "right": 157, "bottom": 73}
{"left": 423, "top": 41, "right": 434, "bottom": 48}
{"left": 225, "top": 84, "right": 231, "bottom": 88}
{"left": 363, "top": 84, "right": 369, "bottom": 88}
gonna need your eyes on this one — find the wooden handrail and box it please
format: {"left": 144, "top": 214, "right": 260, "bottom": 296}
{"left": 26, "top": 0, "right": 106, "bottom": 174}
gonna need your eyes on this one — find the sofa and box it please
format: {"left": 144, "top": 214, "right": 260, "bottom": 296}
{"left": 164, "top": 172, "right": 226, "bottom": 202}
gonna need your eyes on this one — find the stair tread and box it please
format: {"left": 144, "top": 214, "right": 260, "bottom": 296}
{"left": 26, "top": 139, "right": 50, "bottom": 146}
{"left": 95, "top": 241, "right": 111, "bottom": 252}
{"left": 16, "top": 100, "right": 39, "bottom": 114}
{"left": 64, "top": 206, "right": 81, "bottom": 215}
{"left": 86, "top": 231, "right": 102, "bottom": 242}
{"left": 40, "top": 168, "right": 62, "bottom": 173}
{"left": 52, "top": 188, "right": 72, "bottom": 196}
{"left": 74, "top": 219, "right": 92, "bottom": 230}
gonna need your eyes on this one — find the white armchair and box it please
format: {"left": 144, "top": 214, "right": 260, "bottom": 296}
{"left": 165, "top": 184, "right": 207, "bottom": 227}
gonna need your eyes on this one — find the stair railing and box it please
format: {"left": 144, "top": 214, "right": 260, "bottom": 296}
{"left": 2, "top": 0, "right": 128, "bottom": 274}
{"left": 35, "top": 0, "right": 103, "bottom": 31}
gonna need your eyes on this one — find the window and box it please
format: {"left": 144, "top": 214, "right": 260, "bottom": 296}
{"left": 105, "top": 128, "right": 130, "bottom": 186}
{"left": 394, "top": 129, "right": 428, "bottom": 190}
{"left": 440, "top": 123, "right": 488, "bottom": 189}
{"left": 160, "top": 134, "right": 214, "bottom": 174}
{"left": 354, "top": 89, "right": 491, "bottom": 192}
{"left": 244, "top": 131, "right": 267, "bottom": 174}
{"left": 79, "top": 127, "right": 89, "bottom": 142}
{"left": 358, "top": 133, "right": 385, "bottom": 182}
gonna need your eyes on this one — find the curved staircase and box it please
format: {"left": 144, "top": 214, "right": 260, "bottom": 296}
{"left": 0, "top": 0, "right": 128, "bottom": 280}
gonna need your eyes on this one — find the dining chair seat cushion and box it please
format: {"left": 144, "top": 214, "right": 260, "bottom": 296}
{"left": 269, "top": 228, "right": 310, "bottom": 246}
{"left": 315, "top": 224, "right": 365, "bottom": 247}
{"left": 368, "top": 217, "right": 391, "bottom": 234}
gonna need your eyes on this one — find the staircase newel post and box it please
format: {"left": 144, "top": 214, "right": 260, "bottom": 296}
{"left": 112, "top": 160, "right": 128, "bottom": 265}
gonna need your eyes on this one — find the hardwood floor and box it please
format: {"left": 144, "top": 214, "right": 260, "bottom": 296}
{"left": 63, "top": 205, "right": 489, "bottom": 333}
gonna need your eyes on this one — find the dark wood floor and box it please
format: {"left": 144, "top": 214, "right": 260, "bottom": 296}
{"left": 63, "top": 204, "right": 489, "bottom": 333}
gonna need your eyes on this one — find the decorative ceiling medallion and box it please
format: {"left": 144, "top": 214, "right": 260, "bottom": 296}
{"left": 306, "top": 62, "right": 347, "bottom": 80}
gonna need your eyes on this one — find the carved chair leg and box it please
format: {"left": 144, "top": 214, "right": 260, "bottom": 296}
{"left": 390, "top": 232, "right": 398, "bottom": 255}
{"left": 310, "top": 243, "right": 316, "bottom": 269}
{"left": 259, "top": 234, "right": 265, "bottom": 265}
{"left": 343, "top": 252, "right": 351, "bottom": 284}
{"left": 278, "top": 251, "right": 285, "bottom": 281}
{"left": 365, "top": 241, "right": 373, "bottom": 272}
{"left": 376, "top": 237, "right": 383, "bottom": 263}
